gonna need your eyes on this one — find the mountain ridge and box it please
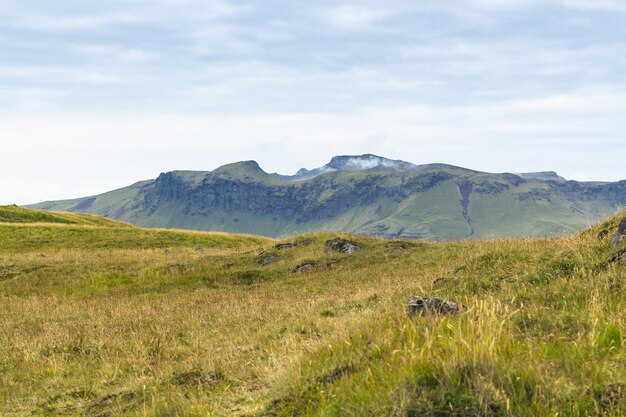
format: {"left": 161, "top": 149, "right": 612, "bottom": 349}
{"left": 29, "top": 154, "right": 626, "bottom": 240}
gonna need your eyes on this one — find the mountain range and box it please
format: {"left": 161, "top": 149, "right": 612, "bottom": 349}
{"left": 30, "top": 154, "right": 626, "bottom": 240}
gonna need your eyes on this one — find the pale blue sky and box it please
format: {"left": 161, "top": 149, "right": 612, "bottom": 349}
{"left": 1, "top": 0, "right": 626, "bottom": 204}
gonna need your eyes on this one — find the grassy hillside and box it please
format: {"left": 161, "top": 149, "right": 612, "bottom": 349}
{"left": 1, "top": 208, "right": 626, "bottom": 416}
{"left": 0, "top": 204, "right": 134, "bottom": 227}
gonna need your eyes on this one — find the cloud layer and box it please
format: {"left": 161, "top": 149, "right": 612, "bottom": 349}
{"left": 1, "top": 1, "right": 625, "bottom": 204}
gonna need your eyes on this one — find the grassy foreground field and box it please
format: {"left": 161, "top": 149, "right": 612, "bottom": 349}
{"left": 1, "top": 205, "right": 626, "bottom": 416}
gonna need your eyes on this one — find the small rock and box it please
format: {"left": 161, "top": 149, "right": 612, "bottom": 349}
{"left": 611, "top": 216, "right": 626, "bottom": 248}
{"left": 167, "top": 264, "right": 184, "bottom": 273}
{"left": 611, "top": 234, "right": 623, "bottom": 248}
{"left": 619, "top": 216, "right": 626, "bottom": 235}
{"left": 326, "top": 260, "right": 339, "bottom": 269}
{"left": 608, "top": 248, "right": 626, "bottom": 263}
{"left": 407, "top": 295, "right": 461, "bottom": 316}
{"left": 172, "top": 369, "right": 224, "bottom": 387}
{"left": 325, "top": 239, "right": 360, "bottom": 254}
{"left": 195, "top": 246, "right": 204, "bottom": 253}
{"left": 602, "top": 382, "right": 624, "bottom": 409}
{"left": 259, "top": 256, "right": 278, "bottom": 266}
{"left": 298, "top": 239, "right": 314, "bottom": 246}
{"left": 393, "top": 246, "right": 404, "bottom": 253}
{"left": 295, "top": 263, "right": 314, "bottom": 273}
{"left": 432, "top": 277, "right": 447, "bottom": 285}
{"left": 275, "top": 243, "right": 296, "bottom": 250}
{"left": 608, "top": 276, "right": 621, "bottom": 292}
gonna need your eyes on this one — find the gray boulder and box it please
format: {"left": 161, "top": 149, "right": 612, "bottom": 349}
{"left": 609, "top": 248, "right": 626, "bottom": 264}
{"left": 611, "top": 216, "right": 626, "bottom": 247}
{"left": 295, "top": 263, "right": 314, "bottom": 273}
{"left": 408, "top": 295, "right": 461, "bottom": 316}
{"left": 259, "top": 255, "right": 278, "bottom": 266}
{"left": 325, "top": 239, "right": 360, "bottom": 254}
{"left": 275, "top": 242, "right": 296, "bottom": 250}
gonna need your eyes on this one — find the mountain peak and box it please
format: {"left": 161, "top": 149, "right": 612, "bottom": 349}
{"left": 214, "top": 160, "right": 262, "bottom": 172}
{"left": 211, "top": 160, "right": 271, "bottom": 180}
{"left": 326, "top": 154, "right": 417, "bottom": 171}
{"left": 276, "top": 154, "right": 418, "bottom": 181}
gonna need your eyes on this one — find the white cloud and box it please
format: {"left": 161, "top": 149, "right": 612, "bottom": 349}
{"left": 69, "top": 44, "right": 160, "bottom": 63}
{"left": 327, "top": 5, "right": 390, "bottom": 28}
{"left": 462, "top": 0, "right": 626, "bottom": 12}
{"left": 561, "top": 0, "right": 626, "bottom": 11}
{"left": 2, "top": 86, "right": 625, "bottom": 204}
{"left": 464, "top": 0, "right": 532, "bottom": 9}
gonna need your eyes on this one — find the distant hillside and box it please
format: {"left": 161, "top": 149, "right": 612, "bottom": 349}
{"left": 29, "top": 154, "right": 626, "bottom": 239}
{"left": 0, "top": 204, "right": 133, "bottom": 228}
{"left": 0, "top": 206, "right": 268, "bottom": 253}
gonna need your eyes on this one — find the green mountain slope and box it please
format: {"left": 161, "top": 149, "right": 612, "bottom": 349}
{"left": 29, "top": 155, "right": 626, "bottom": 239}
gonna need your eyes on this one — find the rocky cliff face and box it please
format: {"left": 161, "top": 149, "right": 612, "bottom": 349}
{"left": 151, "top": 169, "right": 455, "bottom": 222}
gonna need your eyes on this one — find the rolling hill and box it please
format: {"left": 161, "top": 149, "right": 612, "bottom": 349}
{"left": 2, "top": 206, "right": 626, "bottom": 416}
{"left": 29, "top": 154, "right": 626, "bottom": 239}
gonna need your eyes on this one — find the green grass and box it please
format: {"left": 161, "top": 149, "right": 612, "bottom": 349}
{"left": 1, "top": 207, "right": 626, "bottom": 416}
{"left": 0, "top": 204, "right": 132, "bottom": 227}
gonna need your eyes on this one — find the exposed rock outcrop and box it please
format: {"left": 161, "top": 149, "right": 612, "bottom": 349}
{"left": 326, "top": 239, "right": 360, "bottom": 254}
{"left": 275, "top": 243, "right": 296, "bottom": 250}
{"left": 295, "top": 263, "right": 314, "bottom": 273}
{"left": 408, "top": 295, "right": 461, "bottom": 316}
{"left": 259, "top": 256, "right": 278, "bottom": 266}
{"left": 611, "top": 216, "right": 626, "bottom": 248}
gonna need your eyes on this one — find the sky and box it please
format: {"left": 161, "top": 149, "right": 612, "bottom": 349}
{"left": 1, "top": 0, "right": 626, "bottom": 205}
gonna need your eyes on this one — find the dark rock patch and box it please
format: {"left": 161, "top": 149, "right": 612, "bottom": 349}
{"left": 315, "top": 364, "right": 356, "bottom": 385}
{"left": 608, "top": 276, "right": 621, "bottom": 292}
{"left": 611, "top": 216, "right": 626, "bottom": 247}
{"left": 408, "top": 295, "right": 461, "bottom": 316}
{"left": 386, "top": 241, "right": 417, "bottom": 251}
{"left": 276, "top": 242, "right": 296, "bottom": 250}
{"left": 167, "top": 264, "right": 184, "bottom": 273}
{"left": 259, "top": 256, "right": 278, "bottom": 266}
{"left": 325, "top": 239, "right": 360, "bottom": 254}
{"left": 326, "top": 260, "right": 340, "bottom": 269}
{"left": 619, "top": 216, "right": 626, "bottom": 235}
{"left": 608, "top": 248, "right": 626, "bottom": 263}
{"left": 432, "top": 277, "right": 447, "bottom": 286}
{"left": 600, "top": 382, "right": 624, "bottom": 411}
{"left": 295, "top": 263, "right": 314, "bottom": 273}
{"left": 87, "top": 390, "right": 138, "bottom": 416}
{"left": 236, "top": 270, "right": 268, "bottom": 285}
{"left": 172, "top": 369, "right": 224, "bottom": 387}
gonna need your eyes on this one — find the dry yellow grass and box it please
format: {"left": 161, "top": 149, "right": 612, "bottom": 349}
{"left": 1, "top": 211, "right": 625, "bottom": 416}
